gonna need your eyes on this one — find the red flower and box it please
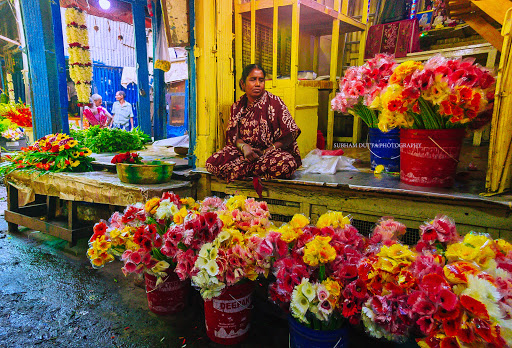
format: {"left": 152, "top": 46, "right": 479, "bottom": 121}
{"left": 342, "top": 299, "right": 358, "bottom": 317}
{"left": 439, "top": 337, "right": 460, "bottom": 348}
{"left": 417, "top": 316, "right": 435, "bottom": 335}
{"left": 460, "top": 295, "right": 489, "bottom": 320}
{"left": 420, "top": 274, "right": 448, "bottom": 296}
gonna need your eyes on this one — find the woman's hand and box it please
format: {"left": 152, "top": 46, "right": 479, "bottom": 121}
{"left": 242, "top": 144, "right": 262, "bottom": 162}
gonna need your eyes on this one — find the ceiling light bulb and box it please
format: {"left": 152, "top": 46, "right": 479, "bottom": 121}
{"left": 99, "top": 0, "right": 111, "bottom": 10}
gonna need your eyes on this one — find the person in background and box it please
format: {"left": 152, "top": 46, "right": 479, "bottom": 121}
{"left": 83, "top": 94, "right": 112, "bottom": 128}
{"left": 110, "top": 90, "right": 134, "bottom": 130}
{"left": 206, "top": 63, "right": 301, "bottom": 182}
{"left": 67, "top": 78, "right": 79, "bottom": 116}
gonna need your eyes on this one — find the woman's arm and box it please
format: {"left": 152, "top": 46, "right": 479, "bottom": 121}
{"left": 235, "top": 137, "right": 262, "bottom": 162}
{"left": 264, "top": 133, "right": 294, "bottom": 154}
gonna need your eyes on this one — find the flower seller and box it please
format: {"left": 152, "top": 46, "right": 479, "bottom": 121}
{"left": 83, "top": 94, "right": 112, "bottom": 128}
{"left": 206, "top": 63, "right": 302, "bottom": 182}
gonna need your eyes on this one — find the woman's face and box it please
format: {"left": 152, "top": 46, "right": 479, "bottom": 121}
{"left": 242, "top": 69, "right": 265, "bottom": 102}
{"left": 94, "top": 99, "right": 102, "bottom": 107}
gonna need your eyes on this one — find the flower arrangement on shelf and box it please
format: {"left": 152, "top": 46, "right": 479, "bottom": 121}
{"left": 0, "top": 102, "right": 33, "bottom": 128}
{"left": 6, "top": 73, "right": 15, "bottom": 105}
{"left": 0, "top": 133, "right": 94, "bottom": 174}
{"left": 1, "top": 128, "right": 25, "bottom": 141}
{"left": 371, "top": 54, "right": 496, "bottom": 132}
{"left": 331, "top": 54, "right": 397, "bottom": 128}
{"left": 87, "top": 192, "right": 199, "bottom": 285}
{"left": 111, "top": 151, "right": 143, "bottom": 164}
{"left": 65, "top": 7, "right": 92, "bottom": 105}
{"left": 189, "top": 195, "right": 272, "bottom": 299}
{"left": 266, "top": 211, "right": 368, "bottom": 331}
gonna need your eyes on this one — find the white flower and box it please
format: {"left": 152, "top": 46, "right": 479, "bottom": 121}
{"left": 299, "top": 279, "right": 316, "bottom": 302}
{"left": 217, "top": 230, "right": 231, "bottom": 243}
{"left": 198, "top": 243, "right": 213, "bottom": 259}
{"left": 206, "top": 260, "right": 219, "bottom": 276}
{"left": 316, "top": 284, "right": 330, "bottom": 302}
{"left": 195, "top": 256, "right": 208, "bottom": 269}
{"left": 154, "top": 201, "right": 179, "bottom": 220}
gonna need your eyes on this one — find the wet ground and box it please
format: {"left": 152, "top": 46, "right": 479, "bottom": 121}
{"left": 0, "top": 184, "right": 401, "bottom": 348}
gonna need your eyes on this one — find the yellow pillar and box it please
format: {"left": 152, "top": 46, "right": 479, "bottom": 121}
{"left": 194, "top": 0, "right": 219, "bottom": 166}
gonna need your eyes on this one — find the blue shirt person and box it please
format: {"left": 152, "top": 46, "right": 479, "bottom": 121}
{"left": 110, "top": 91, "right": 134, "bottom": 130}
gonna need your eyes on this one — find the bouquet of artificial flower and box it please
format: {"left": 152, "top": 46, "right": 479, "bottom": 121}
{"left": 190, "top": 195, "right": 272, "bottom": 299}
{"left": 266, "top": 211, "right": 368, "bottom": 330}
{"left": 1, "top": 128, "right": 25, "bottom": 141}
{"left": 0, "top": 133, "right": 94, "bottom": 174}
{"left": 87, "top": 192, "right": 198, "bottom": 284}
{"left": 331, "top": 54, "right": 397, "bottom": 128}
{"left": 371, "top": 54, "right": 496, "bottom": 132}
{"left": 360, "top": 215, "right": 512, "bottom": 347}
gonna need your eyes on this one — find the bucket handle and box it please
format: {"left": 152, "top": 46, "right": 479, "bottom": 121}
{"left": 146, "top": 274, "right": 170, "bottom": 293}
{"left": 366, "top": 134, "right": 400, "bottom": 160}
{"left": 288, "top": 334, "right": 343, "bottom": 348}
{"left": 428, "top": 136, "right": 459, "bottom": 163}
{"left": 229, "top": 294, "right": 254, "bottom": 310}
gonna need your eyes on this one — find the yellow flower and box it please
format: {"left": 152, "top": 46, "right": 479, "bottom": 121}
{"left": 225, "top": 195, "right": 246, "bottom": 211}
{"left": 496, "top": 239, "right": 512, "bottom": 255}
{"left": 378, "top": 244, "right": 416, "bottom": 262}
{"left": 316, "top": 211, "right": 350, "bottom": 229}
{"left": 389, "top": 61, "right": 423, "bottom": 84}
{"left": 245, "top": 266, "right": 258, "bottom": 281}
{"left": 87, "top": 247, "right": 98, "bottom": 258}
{"left": 92, "top": 235, "right": 110, "bottom": 252}
{"left": 67, "top": 140, "right": 78, "bottom": 148}
{"left": 229, "top": 229, "right": 245, "bottom": 246}
{"left": 323, "top": 278, "right": 341, "bottom": 298}
{"left": 91, "top": 257, "right": 106, "bottom": 267}
{"left": 279, "top": 225, "right": 300, "bottom": 243}
{"left": 218, "top": 212, "right": 234, "bottom": 228}
{"left": 303, "top": 236, "right": 336, "bottom": 266}
{"left": 145, "top": 197, "right": 160, "bottom": 214}
{"left": 173, "top": 207, "right": 188, "bottom": 224}
{"left": 290, "top": 214, "right": 309, "bottom": 230}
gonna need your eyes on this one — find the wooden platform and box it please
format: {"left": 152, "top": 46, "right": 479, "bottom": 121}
{"left": 195, "top": 145, "right": 512, "bottom": 243}
{"left": 5, "top": 170, "right": 194, "bottom": 246}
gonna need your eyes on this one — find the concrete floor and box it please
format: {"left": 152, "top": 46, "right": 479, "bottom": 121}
{"left": 0, "top": 184, "right": 407, "bottom": 348}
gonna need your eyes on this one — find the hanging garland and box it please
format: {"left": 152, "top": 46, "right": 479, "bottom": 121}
{"left": 65, "top": 7, "right": 93, "bottom": 106}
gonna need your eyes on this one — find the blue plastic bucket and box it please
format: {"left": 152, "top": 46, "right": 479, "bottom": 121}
{"left": 288, "top": 315, "right": 348, "bottom": 348}
{"left": 368, "top": 128, "right": 400, "bottom": 172}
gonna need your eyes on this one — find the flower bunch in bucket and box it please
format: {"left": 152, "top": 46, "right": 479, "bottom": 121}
{"left": 0, "top": 133, "right": 94, "bottom": 174}
{"left": 266, "top": 211, "right": 369, "bottom": 331}
{"left": 359, "top": 215, "right": 512, "bottom": 347}
{"left": 331, "top": 53, "right": 397, "bottom": 128}
{"left": 189, "top": 195, "right": 273, "bottom": 300}
{"left": 86, "top": 192, "right": 198, "bottom": 283}
{"left": 371, "top": 54, "right": 496, "bottom": 132}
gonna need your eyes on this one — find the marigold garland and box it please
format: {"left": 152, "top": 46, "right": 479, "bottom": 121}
{"left": 65, "top": 7, "right": 92, "bottom": 104}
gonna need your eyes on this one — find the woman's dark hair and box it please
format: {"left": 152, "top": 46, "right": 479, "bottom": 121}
{"left": 239, "top": 64, "right": 266, "bottom": 90}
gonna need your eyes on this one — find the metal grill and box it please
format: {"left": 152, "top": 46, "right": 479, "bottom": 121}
{"left": 351, "top": 218, "right": 420, "bottom": 246}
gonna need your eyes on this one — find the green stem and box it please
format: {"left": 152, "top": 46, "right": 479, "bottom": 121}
{"left": 319, "top": 264, "right": 326, "bottom": 282}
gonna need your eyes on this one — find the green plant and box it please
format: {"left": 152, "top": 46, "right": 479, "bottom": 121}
{"left": 70, "top": 126, "right": 149, "bottom": 153}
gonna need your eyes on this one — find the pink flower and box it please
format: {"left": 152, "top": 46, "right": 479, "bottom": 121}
{"left": 129, "top": 251, "right": 142, "bottom": 264}
{"left": 412, "top": 299, "right": 436, "bottom": 316}
{"left": 123, "top": 261, "right": 137, "bottom": 274}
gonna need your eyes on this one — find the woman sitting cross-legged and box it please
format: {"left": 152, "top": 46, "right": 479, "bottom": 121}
{"left": 206, "top": 64, "right": 301, "bottom": 182}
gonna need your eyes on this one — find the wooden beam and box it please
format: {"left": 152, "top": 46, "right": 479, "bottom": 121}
{"left": 132, "top": 2, "right": 152, "bottom": 135}
{"left": 0, "top": 35, "right": 21, "bottom": 46}
{"left": 461, "top": 15, "right": 504, "bottom": 51}
{"left": 470, "top": 0, "right": 512, "bottom": 25}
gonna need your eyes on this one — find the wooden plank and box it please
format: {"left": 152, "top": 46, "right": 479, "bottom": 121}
{"left": 4, "top": 210, "right": 93, "bottom": 245}
{"left": 460, "top": 15, "right": 504, "bottom": 51}
{"left": 187, "top": 0, "right": 197, "bottom": 168}
{"left": 18, "top": 204, "right": 47, "bottom": 217}
{"left": 470, "top": 0, "right": 512, "bottom": 25}
{"left": 161, "top": 0, "right": 190, "bottom": 46}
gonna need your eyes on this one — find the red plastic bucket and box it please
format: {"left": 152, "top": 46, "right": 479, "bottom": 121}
{"left": 400, "top": 128, "right": 465, "bottom": 188}
{"left": 204, "top": 281, "right": 254, "bottom": 345}
{"left": 145, "top": 270, "right": 190, "bottom": 315}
